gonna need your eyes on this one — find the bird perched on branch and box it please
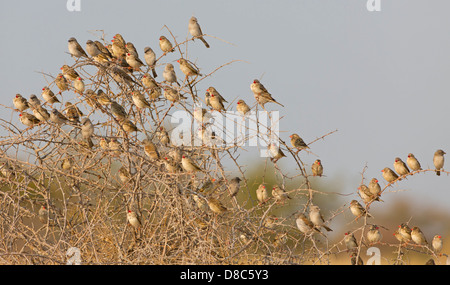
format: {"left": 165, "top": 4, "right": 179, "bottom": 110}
{"left": 13, "top": 94, "right": 30, "bottom": 111}
{"left": 236, "top": 99, "right": 250, "bottom": 116}
{"left": 411, "top": 226, "right": 428, "bottom": 246}
{"left": 159, "top": 36, "right": 174, "bottom": 54}
{"left": 268, "top": 143, "right": 286, "bottom": 163}
{"left": 381, "top": 167, "right": 398, "bottom": 183}
{"left": 393, "top": 157, "right": 410, "bottom": 176}
{"left": 163, "top": 63, "right": 179, "bottom": 86}
{"left": 188, "top": 16, "right": 210, "bottom": 48}
{"left": 406, "top": 153, "right": 422, "bottom": 171}
{"left": 127, "top": 210, "right": 142, "bottom": 229}
{"left": 250, "top": 79, "right": 284, "bottom": 108}
{"left": 349, "top": 200, "right": 372, "bottom": 218}
{"left": 256, "top": 184, "right": 269, "bottom": 204}
{"left": 182, "top": 155, "right": 203, "bottom": 172}
{"left": 433, "top": 149, "right": 446, "bottom": 176}
{"left": 68, "top": 37, "right": 88, "bottom": 58}
{"left": 290, "top": 133, "right": 309, "bottom": 152}
{"left": 19, "top": 112, "right": 40, "bottom": 127}
{"left": 311, "top": 159, "right": 323, "bottom": 177}
{"left": 271, "top": 185, "right": 291, "bottom": 203}
{"left": 178, "top": 58, "right": 202, "bottom": 79}
{"left": 309, "top": 205, "right": 332, "bottom": 232}
{"left": 228, "top": 177, "right": 242, "bottom": 197}
{"left": 41, "top": 87, "right": 60, "bottom": 105}
{"left": 367, "top": 225, "right": 382, "bottom": 244}
{"left": 144, "top": 47, "right": 158, "bottom": 78}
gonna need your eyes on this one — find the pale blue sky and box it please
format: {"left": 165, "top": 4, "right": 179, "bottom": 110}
{"left": 1, "top": 0, "right": 450, "bottom": 221}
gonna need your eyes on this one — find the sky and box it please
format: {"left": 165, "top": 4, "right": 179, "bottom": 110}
{"left": 1, "top": 0, "right": 450, "bottom": 219}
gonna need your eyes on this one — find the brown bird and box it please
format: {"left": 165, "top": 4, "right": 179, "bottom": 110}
{"left": 144, "top": 47, "right": 158, "bottom": 78}
{"left": 236, "top": 99, "right": 251, "bottom": 115}
{"left": 433, "top": 149, "right": 446, "bottom": 176}
{"left": 349, "top": 200, "right": 372, "bottom": 218}
{"left": 368, "top": 178, "right": 382, "bottom": 198}
{"left": 398, "top": 223, "right": 412, "bottom": 243}
{"left": 367, "top": 225, "right": 383, "bottom": 244}
{"left": 296, "top": 213, "right": 323, "bottom": 235}
{"left": 309, "top": 205, "right": 332, "bottom": 232}
{"left": 393, "top": 157, "right": 410, "bottom": 176}
{"left": 127, "top": 210, "right": 142, "bottom": 228}
{"left": 55, "top": 74, "right": 69, "bottom": 93}
{"left": 181, "top": 155, "right": 203, "bottom": 172}
{"left": 142, "top": 139, "right": 159, "bottom": 160}
{"left": 159, "top": 36, "right": 174, "bottom": 53}
{"left": 381, "top": 167, "right": 399, "bottom": 183}
{"left": 68, "top": 37, "right": 88, "bottom": 58}
{"left": 432, "top": 235, "right": 443, "bottom": 253}
{"left": 250, "top": 79, "right": 284, "bottom": 108}
{"left": 311, "top": 159, "right": 323, "bottom": 177}
{"left": 406, "top": 153, "right": 422, "bottom": 171}
{"left": 344, "top": 232, "right": 358, "bottom": 252}
{"left": 41, "top": 87, "right": 60, "bottom": 104}
{"left": 271, "top": 185, "right": 291, "bottom": 203}
{"left": 13, "top": 94, "right": 30, "bottom": 111}
{"left": 178, "top": 58, "right": 202, "bottom": 79}
{"left": 290, "top": 133, "right": 309, "bottom": 151}
{"left": 188, "top": 16, "right": 210, "bottom": 48}
{"left": 411, "top": 226, "right": 428, "bottom": 246}
{"left": 64, "top": 102, "right": 83, "bottom": 123}
{"left": 32, "top": 105, "right": 50, "bottom": 122}
{"left": 207, "top": 197, "right": 227, "bottom": 214}
{"left": 268, "top": 143, "right": 286, "bottom": 163}
{"left": 19, "top": 112, "right": 40, "bottom": 127}
{"left": 60, "top": 65, "right": 80, "bottom": 81}
{"left": 228, "top": 177, "right": 242, "bottom": 197}
{"left": 256, "top": 184, "right": 269, "bottom": 204}
{"left": 125, "top": 52, "right": 144, "bottom": 71}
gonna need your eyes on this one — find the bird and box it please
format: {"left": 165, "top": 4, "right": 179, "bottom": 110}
{"left": 381, "top": 167, "right": 399, "bottom": 183}
{"left": 163, "top": 86, "right": 186, "bottom": 103}
{"left": 81, "top": 118, "right": 94, "bottom": 140}
{"left": 398, "top": 223, "right": 412, "bottom": 243}
{"left": 432, "top": 235, "right": 443, "bottom": 253}
{"left": 256, "top": 184, "right": 269, "bottom": 204}
{"left": 118, "top": 166, "right": 131, "bottom": 183}
{"left": 28, "top": 94, "right": 41, "bottom": 108}
{"left": 55, "top": 74, "right": 69, "bottom": 93}
{"left": 268, "top": 143, "right": 286, "bottom": 163}
{"left": 296, "top": 213, "right": 323, "bottom": 236}
{"left": 142, "top": 139, "right": 159, "bottom": 160}
{"left": 162, "top": 157, "right": 182, "bottom": 173}
{"left": 309, "top": 205, "right": 332, "bottom": 232}
{"left": 60, "top": 65, "right": 80, "bottom": 81}
{"left": 358, "top": 184, "right": 382, "bottom": 204}
{"left": 177, "top": 58, "right": 202, "bottom": 79}
{"left": 311, "top": 159, "right": 323, "bottom": 177}
{"left": 38, "top": 205, "right": 48, "bottom": 224}
{"left": 159, "top": 36, "right": 174, "bottom": 53}
{"left": 121, "top": 119, "right": 138, "bottom": 133}
{"left": 367, "top": 225, "right": 382, "bottom": 244}
{"left": 433, "top": 149, "right": 446, "bottom": 176}
{"left": 142, "top": 73, "right": 158, "bottom": 90}
{"left": 290, "top": 134, "right": 309, "bottom": 152}
{"left": 163, "top": 63, "right": 179, "bottom": 86}
{"left": 50, "top": 109, "right": 69, "bottom": 125}
{"left": 42, "top": 87, "right": 60, "bottom": 104}
{"left": 64, "top": 102, "right": 83, "bottom": 123}
{"left": 206, "top": 87, "right": 228, "bottom": 104}
{"left": 236, "top": 99, "right": 251, "bottom": 116}
{"left": 250, "top": 79, "right": 284, "bottom": 108}
{"left": 271, "top": 185, "right": 291, "bottom": 203}
{"left": 13, "top": 94, "right": 30, "bottom": 111}
{"left": 96, "top": 89, "right": 111, "bottom": 105}
{"left": 411, "top": 226, "right": 428, "bottom": 246}
{"left": 406, "top": 153, "right": 422, "bottom": 171}
{"left": 208, "top": 93, "right": 226, "bottom": 112}
{"left": 125, "top": 42, "right": 139, "bottom": 58}
{"left": 32, "top": 105, "right": 50, "bottom": 122}
{"left": 193, "top": 106, "right": 212, "bottom": 124}
{"left": 125, "top": 52, "right": 144, "bottom": 71}
{"left": 368, "top": 178, "right": 382, "bottom": 198}
{"left": 68, "top": 37, "right": 88, "bottom": 58}
{"left": 228, "top": 177, "right": 241, "bottom": 197}
{"left": 61, "top": 157, "right": 74, "bottom": 171}
{"left": 156, "top": 127, "right": 170, "bottom": 145}
{"left": 111, "top": 37, "right": 126, "bottom": 59}
{"left": 127, "top": 210, "right": 142, "bottom": 229}
{"left": 181, "top": 155, "right": 203, "bottom": 172}
{"left": 19, "top": 112, "right": 40, "bottom": 127}
{"left": 131, "top": 91, "right": 151, "bottom": 109}
{"left": 85, "top": 40, "right": 102, "bottom": 57}
{"left": 349, "top": 200, "right": 372, "bottom": 218}
{"left": 110, "top": 101, "right": 128, "bottom": 121}
{"left": 393, "top": 157, "right": 410, "bottom": 176}
{"left": 188, "top": 16, "right": 210, "bottom": 48}
{"left": 144, "top": 47, "right": 158, "bottom": 78}
{"left": 207, "top": 197, "right": 227, "bottom": 214}
{"left": 344, "top": 232, "right": 359, "bottom": 252}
